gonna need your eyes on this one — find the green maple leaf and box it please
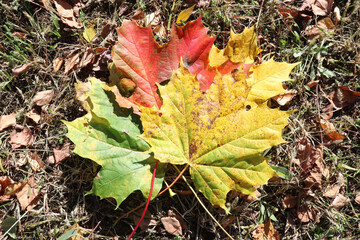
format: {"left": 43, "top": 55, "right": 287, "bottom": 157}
{"left": 64, "top": 77, "right": 165, "bottom": 207}
{"left": 140, "top": 59, "right": 296, "bottom": 211}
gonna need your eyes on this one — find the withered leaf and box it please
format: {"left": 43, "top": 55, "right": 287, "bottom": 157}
{"left": 0, "top": 112, "right": 16, "bottom": 132}
{"left": 12, "top": 62, "right": 34, "bottom": 76}
{"left": 31, "top": 90, "right": 54, "bottom": 107}
{"left": 9, "top": 128, "right": 34, "bottom": 149}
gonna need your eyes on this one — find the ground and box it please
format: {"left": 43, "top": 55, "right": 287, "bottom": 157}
{"left": 0, "top": 0, "right": 359, "bottom": 239}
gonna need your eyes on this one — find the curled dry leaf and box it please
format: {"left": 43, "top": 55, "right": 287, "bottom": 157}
{"left": 308, "top": 0, "right": 334, "bottom": 16}
{"left": 305, "top": 17, "right": 335, "bottom": 41}
{"left": 79, "top": 48, "right": 95, "bottom": 68}
{"left": 26, "top": 109, "right": 41, "bottom": 124}
{"left": 9, "top": 128, "right": 34, "bottom": 149}
{"left": 161, "top": 216, "right": 182, "bottom": 236}
{"left": 323, "top": 184, "right": 340, "bottom": 198}
{"left": 252, "top": 220, "right": 281, "bottom": 240}
{"left": 47, "top": 143, "right": 71, "bottom": 164}
{"left": 355, "top": 191, "right": 360, "bottom": 204}
{"left": 0, "top": 112, "right": 16, "bottom": 132}
{"left": 0, "top": 176, "right": 16, "bottom": 203}
{"left": 53, "top": 57, "right": 64, "bottom": 73}
{"left": 297, "top": 205, "right": 318, "bottom": 223}
{"left": 322, "top": 86, "right": 360, "bottom": 119}
{"left": 12, "top": 32, "right": 27, "bottom": 39}
{"left": 282, "top": 194, "right": 298, "bottom": 209}
{"left": 64, "top": 52, "right": 81, "bottom": 74}
{"left": 319, "top": 118, "right": 345, "bottom": 141}
{"left": 296, "top": 138, "right": 325, "bottom": 190}
{"left": 14, "top": 177, "right": 40, "bottom": 211}
{"left": 31, "top": 90, "right": 54, "bottom": 107}
{"left": 54, "top": 0, "right": 82, "bottom": 28}
{"left": 100, "top": 21, "right": 111, "bottom": 39}
{"left": 12, "top": 62, "right": 34, "bottom": 76}
{"left": 331, "top": 194, "right": 350, "bottom": 209}
{"left": 131, "top": 209, "right": 157, "bottom": 231}
{"left": 28, "top": 152, "right": 44, "bottom": 171}
{"left": 272, "top": 91, "right": 296, "bottom": 106}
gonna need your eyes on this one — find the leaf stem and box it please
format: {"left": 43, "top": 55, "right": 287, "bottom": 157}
{"left": 167, "top": 0, "right": 176, "bottom": 31}
{"left": 128, "top": 160, "right": 159, "bottom": 239}
{"left": 173, "top": 165, "right": 235, "bottom": 240}
{"left": 122, "top": 164, "right": 189, "bottom": 236}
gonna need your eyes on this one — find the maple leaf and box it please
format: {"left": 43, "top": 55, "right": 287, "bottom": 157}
{"left": 140, "top": 60, "right": 295, "bottom": 210}
{"left": 64, "top": 77, "right": 165, "bottom": 207}
{"left": 111, "top": 15, "right": 215, "bottom": 109}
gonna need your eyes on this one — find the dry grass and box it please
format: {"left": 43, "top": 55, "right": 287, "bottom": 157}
{"left": 1, "top": 0, "right": 359, "bottom": 239}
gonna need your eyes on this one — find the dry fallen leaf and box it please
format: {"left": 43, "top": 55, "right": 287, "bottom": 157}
{"left": 47, "top": 143, "right": 71, "bottom": 164}
{"left": 12, "top": 32, "right": 27, "bottom": 39}
{"left": 331, "top": 194, "right": 350, "bottom": 209}
{"left": 322, "top": 86, "right": 360, "bottom": 119}
{"left": 297, "top": 205, "right": 318, "bottom": 223}
{"left": 15, "top": 177, "right": 40, "bottom": 211}
{"left": 12, "top": 62, "right": 34, "bottom": 76}
{"left": 296, "top": 138, "right": 325, "bottom": 190}
{"left": 272, "top": 92, "right": 296, "bottom": 106}
{"left": 282, "top": 195, "right": 298, "bottom": 209}
{"left": 26, "top": 109, "right": 41, "bottom": 124}
{"left": 323, "top": 184, "right": 341, "bottom": 198}
{"left": 305, "top": 17, "right": 335, "bottom": 41}
{"left": 161, "top": 216, "right": 182, "bottom": 236}
{"left": 355, "top": 191, "right": 360, "bottom": 204}
{"left": 100, "top": 21, "right": 112, "bottom": 39}
{"left": 54, "top": 0, "right": 82, "bottom": 28}
{"left": 252, "top": 220, "right": 281, "bottom": 240}
{"left": 31, "top": 90, "right": 54, "bottom": 107}
{"left": 28, "top": 152, "right": 44, "bottom": 171}
{"left": 131, "top": 209, "right": 157, "bottom": 231}
{"left": 64, "top": 52, "right": 81, "bottom": 74}
{"left": 0, "top": 112, "right": 16, "bottom": 132}
{"left": 9, "top": 128, "right": 34, "bottom": 149}
{"left": 0, "top": 176, "right": 16, "bottom": 203}
{"left": 53, "top": 57, "right": 64, "bottom": 73}
{"left": 79, "top": 48, "right": 95, "bottom": 69}
{"left": 319, "top": 118, "right": 345, "bottom": 141}
{"left": 310, "top": 0, "right": 334, "bottom": 16}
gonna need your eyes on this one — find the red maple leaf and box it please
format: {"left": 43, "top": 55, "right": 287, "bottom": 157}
{"left": 112, "top": 16, "right": 216, "bottom": 109}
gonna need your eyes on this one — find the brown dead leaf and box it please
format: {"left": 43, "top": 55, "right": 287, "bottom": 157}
{"left": 131, "top": 209, "right": 157, "bottom": 231}
{"left": 153, "top": 23, "right": 167, "bottom": 40}
{"left": 296, "top": 138, "right": 325, "bottom": 190}
{"left": 47, "top": 143, "right": 71, "bottom": 164}
{"left": 322, "top": 86, "right": 360, "bottom": 119}
{"left": 9, "top": 128, "right": 34, "bottom": 149}
{"left": 100, "top": 21, "right": 112, "bottom": 39}
{"left": 53, "top": 57, "right": 64, "bottom": 73}
{"left": 31, "top": 90, "right": 54, "bottom": 107}
{"left": 252, "top": 220, "right": 281, "bottom": 240}
{"left": 305, "top": 17, "right": 335, "bottom": 41}
{"left": 12, "top": 32, "right": 27, "bottom": 39}
{"left": 331, "top": 194, "right": 350, "bottom": 209}
{"left": 306, "top": 80, "right": 319, "bottom": 88}
{"left": 319, "top": 118, "right": 345, "bottom": 141}
{"left": 272, "top": 92, "right": 296, "bottom": 106}
{"left": 310, "top": 0, "right": 334, "bottom": 16}
{"left": 297, "top": 205, "right": 318, "bottom": 223}
{"left": 0, "top": 112, "right": 16, "bottom": 132}
{"left": 79, "top": 48, "right": 95, "bottom": 69}
{"left": 0, "top": 176, "right": 16, "bottom": 203}
{"left": 65, "top": 52, "right": 81, "bottom": 74}
{"left": 323, "top": 184, "right": 340, "bottom": 198}
{"left": 92, "top": 49, "right": 111, "bottom": 72}
{"left": 355, "top": 191, "right": 360, "bottom": 204}
{"left": 221, "top": 216, "right": 236, "bottom": 228}
{"left": 16, "top": 153, "right": 28, "bottom": 167}
{"left": 161, "top": 216, "right": 182, "bottom": 236}
{"left": 12, "top": 62, "right": 34, "bottom": 76}
{"left": 282, "top": 195, "right": 298, "bottom": 209}
{"left": 26, "top": 109, "right": 41, "bottom": 124}
{"left": 54, "top": 0, "right": 82, "bottom": 28}
{"left": 144, "top": 10, "right": 161, "bottom": 27}
{"left": 28, "top": 152, "right": 44, "bottom": 171}
{"left": 14, "top": 177, "right": 40, "bottom": 211}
